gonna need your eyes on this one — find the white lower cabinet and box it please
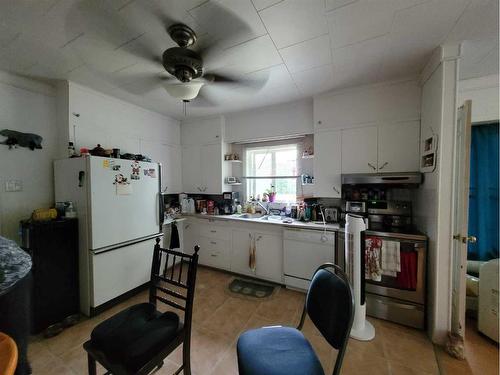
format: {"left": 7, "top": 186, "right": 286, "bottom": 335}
{"left": 184, "top": 219, "right": 284, "bottom": 283}
{"left": 254, "top": 233, "right": 283, "bottom": 283}
{"left": 231, "top": 228, "right": 255, "bottom": 277}
{"left": 198, "top": 236, "right": 230, "bottom": 270}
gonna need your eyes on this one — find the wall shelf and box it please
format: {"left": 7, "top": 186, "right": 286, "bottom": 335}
{"left": 225, "top": 159, "right": 242, "bottom": 163}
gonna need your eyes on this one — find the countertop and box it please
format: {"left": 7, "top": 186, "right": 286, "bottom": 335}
{"left": 174, "top": 213, "right": 427, "bottom": 240}
{"left": 176, "top": 213, "right": 341, "bottom": 232}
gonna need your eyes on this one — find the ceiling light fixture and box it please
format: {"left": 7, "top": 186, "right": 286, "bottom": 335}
{"left": 164, "top": 82, "right": 204, "bottom": 116}
{"left": 164, "top": 82, "right": 204, "bottom": 101}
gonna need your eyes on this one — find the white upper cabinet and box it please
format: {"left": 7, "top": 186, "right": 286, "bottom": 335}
{"left": 341, "top": 126, "right": 378, "bottom": 173}
{"left": 314, "top": 129, "right": 342, "bottom": 198}
{"left": 181, "top": 116, "right": 228, "bottom": 194}
{"left": 341, "top": 122, "right": 420, "bottom": 173}
{"left": 377, "top": 121, "right": 420, "bottom": 173}
{"left": 182, "top": 145, "right": 202, "bottom": 193}
{"left": 181, "top": 118, "right": 222, "bottom": 145}
{"left": 201, "top": 143, "right": 224, "bottom": 195}
{"left": 163, "top": 144, "right": 182, "bottom": 193}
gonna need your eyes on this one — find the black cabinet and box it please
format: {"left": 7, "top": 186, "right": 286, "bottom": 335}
{"left": 21, "top": 219, "right": 79, "bottom": 334}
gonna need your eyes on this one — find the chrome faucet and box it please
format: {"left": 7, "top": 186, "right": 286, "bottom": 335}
{"left": 256, "top": 201, "right": 270, "bottom": 215}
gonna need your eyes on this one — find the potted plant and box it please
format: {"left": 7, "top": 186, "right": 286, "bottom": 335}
{"left": 263, "top": 185, "right": 276, "bottom": 203}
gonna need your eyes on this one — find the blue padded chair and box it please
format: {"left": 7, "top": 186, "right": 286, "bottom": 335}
{"left": 237, "top": 263, "right": 354, "bottom": 375}
{"left": 83, "top": 238, "right": 200, "bottom": 375}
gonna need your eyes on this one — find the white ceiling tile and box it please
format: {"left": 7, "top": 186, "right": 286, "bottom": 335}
{"left": 327, "top": 0, "right": 427, "bottom": 49}
{"left": 64, "top": 35, "right": 141, "bottom": 74}
{"left": 217, "top": 35, "right": 283, "bottom": 74}
{"left": 189, "top": 0, "right": 266, "bottom": 49}
{"left": 251, "top": 0, "right": 284, "bottom": 11}
{"left": 446, "top": 0, "right": 499, "bottom": 43}
{"left": 461, "top": 41, "right": 499, "bottom": 79}
{"left": 0, "top": 24, "right": 19, "bottom": 49}
{"left": 245, "top": 64, "right": 296, "bottom": 90}
{"left": 325, "top": 0, "right": 358, "bottom": 12}
{"left": 390, "top": 0, "right": 470, "bottom": 46}
{"left": 259, "top": 0, "right": 328, "bottom": 49}
{"left": 280, "top": 34, "right": 332, "bottom": 73}
{"left": 328, "top": 1, "right": 394, "bottom": 48}
{"left": 291, "top": 64, "right": 336, "bottom": 95}
{"left": 0, "top": 0, "right": 59, "bottom": 32}
{"left": 332, "top": 35, "right": 388, "bottom": 84}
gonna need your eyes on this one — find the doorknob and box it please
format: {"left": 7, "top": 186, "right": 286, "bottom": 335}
{"left": 466, "top": 235, "right": 477, "bottom": 244}
{"left": 453, "top": 234, "right": 477, "bottom": 244}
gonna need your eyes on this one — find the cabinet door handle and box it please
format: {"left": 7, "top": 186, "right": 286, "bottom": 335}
{"left": 210, "top": 230, "right": 217, "bottom": 233}
{"left": 332, "top": 186, "right": 340, "bottom": 194}
{"left": 197, "top": 187, "right": 201, "bottom": 192}
{"left": 379, "top": 162, "right": 388, "bottom": 170}
{"left": 210, "top": 241, "right": 217, "bottom": 245}
{"left": 367, "top": 162, "right": 376, "bottom": 170}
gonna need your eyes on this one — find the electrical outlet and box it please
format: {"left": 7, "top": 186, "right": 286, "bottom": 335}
{"left": 5, "top": 179, "right": 22, "bottom": 192}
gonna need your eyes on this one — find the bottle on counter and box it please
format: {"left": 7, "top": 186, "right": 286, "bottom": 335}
{"left": 68, "top": 142, "right": 76, "bottom": 157}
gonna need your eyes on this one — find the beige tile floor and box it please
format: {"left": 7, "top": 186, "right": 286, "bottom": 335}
{"left": 29, "top": 266, "right": 453, "bottom": 374}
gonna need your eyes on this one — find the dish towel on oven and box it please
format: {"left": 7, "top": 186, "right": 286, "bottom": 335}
{"left": 380, "top": 240, "right": 400, "bottom": 277}
{"left": 365, "top": 236, "right": 382, "bottom": 282}
{"left": 397, "top": 251, "right": 418, "bottom": 290}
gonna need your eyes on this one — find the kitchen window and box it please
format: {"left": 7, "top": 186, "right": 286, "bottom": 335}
{"left": 245, "top": 143, "right": 298, "bottom": 203}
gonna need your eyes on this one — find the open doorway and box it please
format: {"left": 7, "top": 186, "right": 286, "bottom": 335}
{"left": 463, "top": 120, "right": 499, "bottom": 371}
{"left": 450, "top": 101, "right": 499, "bottom": 372}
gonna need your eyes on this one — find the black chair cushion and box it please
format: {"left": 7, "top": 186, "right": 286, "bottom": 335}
{"left": 237, "top": 326, "right": 325, "bottom": 375}
{"left": 90, "top": 303, "right": 180, "bottom": 372}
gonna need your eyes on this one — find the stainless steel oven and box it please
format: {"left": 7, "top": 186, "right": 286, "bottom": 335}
{"left": 364, "top": 231, "right": 427, "bottom": 329}
{"left": 339, "top": 229, "right": 427, "bottom": 329}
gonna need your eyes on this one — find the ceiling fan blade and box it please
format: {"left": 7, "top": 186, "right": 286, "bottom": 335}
{"left": 189, "top": 89, "right": 217, "bottom": 108}
{"left": 188, "top": 2, "right": 254, "bottom": 52}
{"left": 66, "top": 0, "right": 162, "bottom": 64}
{"left": 203, "top": 70, "right": 269, "bottom": 92}
{"left": 113, "top": 72, "right": 173, "bottom": 95}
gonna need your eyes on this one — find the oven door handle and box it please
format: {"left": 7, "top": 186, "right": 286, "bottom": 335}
{"left": 374, "top": 298, "right": 419, "bottom": 310}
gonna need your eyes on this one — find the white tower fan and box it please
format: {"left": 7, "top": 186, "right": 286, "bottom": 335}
{"left": 345, "top": 213, "right": 375, "bottom": 341}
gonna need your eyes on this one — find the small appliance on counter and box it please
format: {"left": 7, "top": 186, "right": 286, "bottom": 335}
{"left": 323, "top": 207, "right": 339, "bottom": 223}
{"left": 222, "top": 191, "right": 240, "bottom": 215}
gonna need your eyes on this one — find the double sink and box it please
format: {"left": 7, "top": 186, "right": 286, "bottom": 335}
{"left": 233, "top": 213, "right": 284, "bottom": 222}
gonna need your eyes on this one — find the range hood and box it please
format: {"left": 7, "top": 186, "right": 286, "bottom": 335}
{"left": 341, "top": 172, "right": 423, "bottom": 186}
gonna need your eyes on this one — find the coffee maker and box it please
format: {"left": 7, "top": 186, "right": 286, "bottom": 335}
{"left": 222, "top": 192, "right": 240, "bottom": 215}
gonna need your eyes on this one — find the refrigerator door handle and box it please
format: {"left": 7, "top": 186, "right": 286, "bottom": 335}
{"left": 158, "top": 193, "right": 165, "bottom": 226}
{"left": 78, "top": 171, "right": 85, "bottom": 187}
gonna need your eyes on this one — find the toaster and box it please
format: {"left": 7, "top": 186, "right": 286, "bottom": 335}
{"left": 323, "top": 207, "right": 339, "bottom": 223}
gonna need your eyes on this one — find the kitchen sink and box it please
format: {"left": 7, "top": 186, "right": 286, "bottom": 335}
{"left": 235, "top": 213, "right": 263, "bottom": 219}
{"left": 259, "top": 215, "right": 283, "bottom": 222}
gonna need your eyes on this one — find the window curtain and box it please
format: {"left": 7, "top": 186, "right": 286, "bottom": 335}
{"left": 467, "top": 122, "right": 499, "bottom": 261}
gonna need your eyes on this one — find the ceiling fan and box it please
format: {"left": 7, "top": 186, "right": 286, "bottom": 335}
{"left": 67, "top": 1, "right": 269, "bottom": 108}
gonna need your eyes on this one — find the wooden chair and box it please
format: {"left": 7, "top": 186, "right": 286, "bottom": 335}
{"left": 0, "top": 332, "right": 18, "bottom": 375}
{"left": 237, "top": 263, "right": 355, "bottom": 375}
{"left": 83, "top": 238, "right": 200, "bottom": 375}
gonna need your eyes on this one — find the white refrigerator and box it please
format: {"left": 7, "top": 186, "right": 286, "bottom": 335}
{"left": 54, "top": 156, "right": 163, "bottom": 316}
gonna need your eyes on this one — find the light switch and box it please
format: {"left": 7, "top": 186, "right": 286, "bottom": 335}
{"left": 5, "top": 179, "right": 23, "bottom": 192}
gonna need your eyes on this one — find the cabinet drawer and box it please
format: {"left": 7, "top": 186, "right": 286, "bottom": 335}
{"left": 198, "top": 236, "right": 230, "bottom": 270}
{"left": 199, "top": 224, "right": 230, "bottom": 241}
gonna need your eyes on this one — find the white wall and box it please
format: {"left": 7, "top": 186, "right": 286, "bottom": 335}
{"left": 62, "top": 82, "right": 182, "bottom": 192}
{"left": 0, "top": 72, "right": 57, "bottom": 241}
{"left": 414, "top": 45, "right": 460, "bottom": 344}
{"left": 313, "top": 79, "right": 421, "bottom": 130}
{"left": 458, "top": 74, "right": 499, "bottom": 123}
{"left": 224, "top": 99, "right": 313, "bottom": 143}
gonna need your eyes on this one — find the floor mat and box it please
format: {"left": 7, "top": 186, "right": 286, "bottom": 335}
{"left": 228, "top": 278, "right": 277, "bottom": 299}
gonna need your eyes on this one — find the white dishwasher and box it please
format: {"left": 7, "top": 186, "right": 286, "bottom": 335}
{"left": 283, "top": 228, "right": 336, "bottom": 290}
